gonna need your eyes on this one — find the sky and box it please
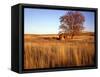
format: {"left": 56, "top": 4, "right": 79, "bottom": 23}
{"left": 24, "top": 8, "right": 95, "bottom": 34}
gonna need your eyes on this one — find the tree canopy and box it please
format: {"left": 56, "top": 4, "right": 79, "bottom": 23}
{"left": 59, "top": 11, "right": 85, "bottom": 39}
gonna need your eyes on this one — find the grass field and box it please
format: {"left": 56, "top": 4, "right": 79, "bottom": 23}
{"left": 24, "top": 32, "right": 95, "bottom": 69}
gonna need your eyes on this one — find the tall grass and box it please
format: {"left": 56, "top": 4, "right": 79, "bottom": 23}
{"left": 24, "top": 39, "right": 94, "bottom": 69}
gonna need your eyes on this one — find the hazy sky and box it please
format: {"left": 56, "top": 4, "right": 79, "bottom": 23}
{"left": 24, "top": 8, "right": 95, "bottom": 34}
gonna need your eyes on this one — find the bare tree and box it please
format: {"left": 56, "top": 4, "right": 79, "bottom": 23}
{"left": 59, "top": 11, "right": 85, "bottom": 39}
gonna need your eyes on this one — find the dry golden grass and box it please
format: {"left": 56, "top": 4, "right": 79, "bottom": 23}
{"left": 24, "top": 33, "right": 95, "bottom": 69}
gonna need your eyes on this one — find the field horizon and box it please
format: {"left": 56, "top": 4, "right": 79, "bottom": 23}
{"left": 24, "top": 31, "right": 95, "bottom": 69}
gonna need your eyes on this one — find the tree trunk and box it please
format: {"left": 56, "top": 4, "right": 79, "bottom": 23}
{"left": 71, "top": 33, "right": 74, "bottom": 39}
